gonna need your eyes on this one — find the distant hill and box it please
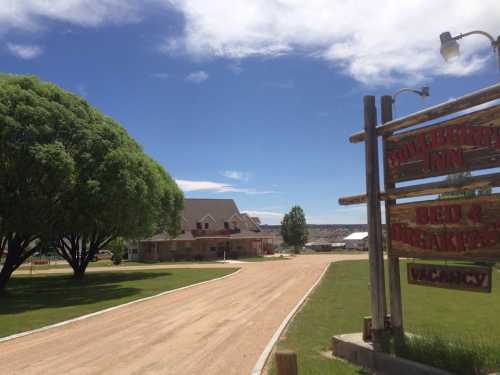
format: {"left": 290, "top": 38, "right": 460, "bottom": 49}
{"left": 260, "top": 224, "right": 369, "bottom": 245}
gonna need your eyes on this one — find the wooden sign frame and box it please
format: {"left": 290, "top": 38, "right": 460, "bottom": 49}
{"left": 338, "top": 82, "right": 500, "bottom": 344}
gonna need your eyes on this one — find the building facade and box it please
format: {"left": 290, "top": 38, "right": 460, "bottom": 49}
{"left": 343, "top": 232, "right": 369, "bottom": 250}
{"left": 137, "top": 199, "right": 274, "bottom": 261}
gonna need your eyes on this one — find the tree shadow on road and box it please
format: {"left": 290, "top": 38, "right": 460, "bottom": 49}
{"left": 0, "top": 271, "right": 171, "bottom": 315}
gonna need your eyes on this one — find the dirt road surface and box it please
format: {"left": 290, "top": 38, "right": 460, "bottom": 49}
{"left": 1, "top": 254, "right": 367, "bottom": 375}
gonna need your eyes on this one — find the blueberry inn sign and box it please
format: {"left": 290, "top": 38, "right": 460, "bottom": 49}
{"left": 339, "top": 82, "right": 500, "bottom": 345}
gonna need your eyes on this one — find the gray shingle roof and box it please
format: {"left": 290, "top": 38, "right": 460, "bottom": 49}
{"left": 182, "top": 198, "right": 240, "bottom": 231}
{"left": 143, "top": 198, "right": 265, "bottom": 242}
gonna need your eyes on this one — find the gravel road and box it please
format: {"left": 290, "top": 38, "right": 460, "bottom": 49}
{"left": 1, "top": 254, "right": 367, "bottom": 375}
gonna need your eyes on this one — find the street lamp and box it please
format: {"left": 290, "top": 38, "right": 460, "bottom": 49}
{"left": 391, "top": 86, "right": 430, "bottom": 104}
{"left": 439, "top": 30, "right": 500, "bottom": 71}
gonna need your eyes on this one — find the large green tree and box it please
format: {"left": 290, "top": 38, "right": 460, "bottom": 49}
{"left": 0, "top": 76, "right": 77, "bottom": 291}
{"left": 0, "top": 75, "right": 183, "bottom": 288}
{"left": 281, "top": 206, "right": 308, "bottom": 253}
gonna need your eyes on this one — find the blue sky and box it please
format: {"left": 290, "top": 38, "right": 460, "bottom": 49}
{"left": 1, "top": 1, "right": 499, "bottom": 224}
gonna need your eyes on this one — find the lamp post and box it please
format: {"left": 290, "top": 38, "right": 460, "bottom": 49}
{"left": 440, "top": 30, "right": 500, "bottom": 73}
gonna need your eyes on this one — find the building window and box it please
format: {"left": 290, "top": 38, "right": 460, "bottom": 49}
{"left": 210, "top": 246, "right": 217, "bottom": 252}
{"left": 205, "top": 222, "right": 209, "bottom": 229}
{"left": 197, "top": 222, "right": 202, "bottom": 229}
{"left": 224, "top": 222, "right": 229, "bottom": 229}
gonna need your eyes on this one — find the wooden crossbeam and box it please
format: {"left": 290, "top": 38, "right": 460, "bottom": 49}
{"left": 349, "top": 82, "right": 500, "bottom": 144}
{"left": 338, "top": 172, "right": 500, "bottom": 205}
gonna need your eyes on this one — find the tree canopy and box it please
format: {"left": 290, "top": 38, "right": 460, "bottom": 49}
{"left": 0, "top": 75, "right": 183, "bottom": 288}
{"left": 281, "top": 206, "right": 308, "bottom": 252}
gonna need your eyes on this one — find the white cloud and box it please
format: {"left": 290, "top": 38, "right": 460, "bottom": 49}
{"left": 0, "top": 1, "right": 142, "bottom": 33}
{"left": 4, "top": 1, "right": 498, "bottom": 85}
{"left": 185, "top": 70, "right": 209, "bottom": 83}
{"left": 6, "top": 43, "right": 42, "bottom": 59}
{"left": 162, "top": 0, "right": 500, "bottom": 85}
{"left": 221, "top": 170, "right": 252, "bottom": 182}
{"left": 175, "top": 179, "right": 276, "bottom": 195}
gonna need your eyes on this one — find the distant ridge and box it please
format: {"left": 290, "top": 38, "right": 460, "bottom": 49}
{"left": 260, "top": 224, "right": 378, "bottom": 244}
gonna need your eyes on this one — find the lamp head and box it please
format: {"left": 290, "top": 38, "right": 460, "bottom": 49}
{"left": 420, "top": 86, "right": 430, "bottom": 97}
{"left": 440, "top": 32, "right": 460, "bottom": 61}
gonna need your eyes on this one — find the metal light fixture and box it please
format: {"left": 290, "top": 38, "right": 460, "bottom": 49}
{"left": 440, "top": 32, "right": 460, "bottom": 61}
{"left": 439, "top": 30, "right": 500, "bottom": 71}
{"left": 392, "top": 86, "right": 430, "bottom": 104}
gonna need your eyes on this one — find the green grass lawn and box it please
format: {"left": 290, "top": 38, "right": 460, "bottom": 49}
{"left": 0, "top": 268, "right": 237, "bottom": 338}
{"left": 268, "top": 260, "right": 500, "bottom": 374}
{"left": 16, "top": 256, "right": 288, "bottom": 271}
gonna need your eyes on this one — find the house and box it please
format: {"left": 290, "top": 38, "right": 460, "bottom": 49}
{"left": 343, "top": 232, "right": 369, "bottom": 250}
{"left": 137, "top": 199, "right": 274, "bottom": 261}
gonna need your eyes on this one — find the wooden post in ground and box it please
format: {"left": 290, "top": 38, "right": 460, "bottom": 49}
{"left": 275, "top": 350, "right": 298, "bottom": 375}
{"left": 381, "top": 95, "right": 404, "bottom": 339}
{"left": 363, "top": 96, "right": 387, "bottom": 349}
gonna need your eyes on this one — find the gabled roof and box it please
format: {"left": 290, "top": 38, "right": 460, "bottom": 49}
{"left": 344, "top": 232, "right": 369, "bottom": 240}
{"left": 240, "top": 213, "right": 260, "bottom": 231}
{"left": 183, "top": 198, "right": 239, "bottom": 229}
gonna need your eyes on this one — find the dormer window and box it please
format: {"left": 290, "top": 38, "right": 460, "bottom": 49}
{"left": 196, "top": 222, "right": 202, "bottom": 230}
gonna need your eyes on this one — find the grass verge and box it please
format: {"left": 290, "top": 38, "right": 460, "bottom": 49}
{"left": 267, "top": 260, "right": 500, "bottom": 375}
{"left": 394, "top": 334, "right": 500, "bottom": 375}
{"left": 0, "top": 268, "right": 237, "bottom": 338}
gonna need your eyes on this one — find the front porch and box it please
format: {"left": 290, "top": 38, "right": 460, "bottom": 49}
{"left": 139, "top": 236, "right": 274, "bottom": 261}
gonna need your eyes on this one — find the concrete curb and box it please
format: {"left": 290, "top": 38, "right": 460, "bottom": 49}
{"left": 0, "top": 268, "right": 242, "bottom": 344}
{"left": 332, "top": 333, "right": 453, "bottom": 375}
{"left": 250, "top": 262, "right": 331, "bottom": 375}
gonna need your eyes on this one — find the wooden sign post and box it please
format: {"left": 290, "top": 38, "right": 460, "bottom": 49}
{"left": 339, "top": 82, "right": 500, "bottom": 349}
{"left": 363, "top": 96, "right": 387, "bottom": 348}
{"left": 381, "top": 95, "right": 403, "bottom": 338}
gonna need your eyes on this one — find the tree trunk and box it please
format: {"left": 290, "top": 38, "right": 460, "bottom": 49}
{"left": 61, "top": 239, "right": 99, "bottom": 279}
{"left": 0, "top": 237, "right": 33, "bottom": 293}
{"left": 0, "top": 260, "right": 15, "bottom": 293}
{"left": 72, "top": 266, "right": 86, "bottom": 279}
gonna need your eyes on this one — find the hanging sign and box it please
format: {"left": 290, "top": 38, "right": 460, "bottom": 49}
{"left": 389, "top": 194, "right": 500, "bottom": 261}
{"left": 384, "top": 105, "right": 500, "bottom": 183}
{"left": 407, "top": 263, "right": 492, "bottom": 293}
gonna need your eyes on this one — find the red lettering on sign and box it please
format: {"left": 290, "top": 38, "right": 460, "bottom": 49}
{"left": 467, "top": 205, "right": 482, "bottom": 223}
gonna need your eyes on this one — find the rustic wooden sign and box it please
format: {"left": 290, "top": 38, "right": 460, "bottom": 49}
{"left": 389, "top": 193, "right": 500, "bottom": 261}
{"left": 407, "top": 263, "right": 492, "bottom": 293}
{"left": 384, "top": 104, "right": 500, "bottom": 183}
